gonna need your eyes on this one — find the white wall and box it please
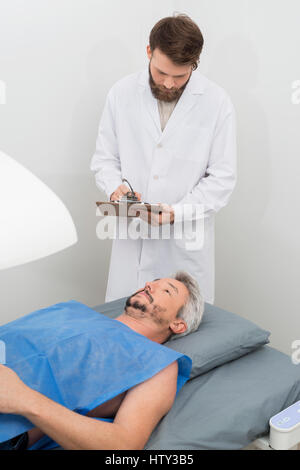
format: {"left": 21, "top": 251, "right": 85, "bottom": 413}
{"left": 0, "top": 0, "right": 172, "bottom": 320}
{"left": 0, "top": 1, "right": 299, "bottom": 357}
{"left": 172, "top": 0, "right": 300, "bottom": 354}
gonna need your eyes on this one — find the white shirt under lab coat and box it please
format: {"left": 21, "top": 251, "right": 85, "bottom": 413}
{"left": 90, "top": 67, "right": 237, "bottom": 303}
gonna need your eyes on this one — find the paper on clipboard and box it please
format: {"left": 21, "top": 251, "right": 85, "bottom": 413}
{"left": 96, "top": 201, "right": 163, "bottom": 217}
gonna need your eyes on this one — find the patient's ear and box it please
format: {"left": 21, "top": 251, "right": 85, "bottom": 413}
{"left": 170, "top": 319, "right": 187, "bottom": 336}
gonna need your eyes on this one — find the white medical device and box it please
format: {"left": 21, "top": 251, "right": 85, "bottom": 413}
{"left": 269, "top": 400, "right": 300, "bottom": 450}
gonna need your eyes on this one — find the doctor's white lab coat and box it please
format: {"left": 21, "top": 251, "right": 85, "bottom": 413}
{"left": 90, "top": 68, "right": 237, "bottom": 303}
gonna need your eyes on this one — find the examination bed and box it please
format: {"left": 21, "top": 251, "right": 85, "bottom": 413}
{"left": 93, "top": 297, "right": 300, "bottom": 451}
{"left": 3, "top": 296, "right": 299, "bottom": 451}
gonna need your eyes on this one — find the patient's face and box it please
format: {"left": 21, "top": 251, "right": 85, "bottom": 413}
{"left": 125, "top": 278, "right": 189, "bottom": 328}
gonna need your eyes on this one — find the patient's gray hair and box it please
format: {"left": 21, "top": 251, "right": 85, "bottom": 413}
{"left": 169, "top": 270, "right": 205, "bottom": 341}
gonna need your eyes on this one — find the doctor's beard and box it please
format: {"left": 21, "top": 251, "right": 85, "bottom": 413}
{"left": 148, "top": 63, "right": 191, "bottom": 103}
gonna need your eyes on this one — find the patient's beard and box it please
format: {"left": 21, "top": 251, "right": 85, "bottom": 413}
{"left": 124, "top": 294, "right": 148, "bottom": 319}
{"left": 124, "top": 293, "right": 169, "bottom": 328}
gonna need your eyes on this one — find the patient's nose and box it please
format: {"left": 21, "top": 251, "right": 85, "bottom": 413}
{"left": 145, "top": 281, "right": 153, "bottom": 292}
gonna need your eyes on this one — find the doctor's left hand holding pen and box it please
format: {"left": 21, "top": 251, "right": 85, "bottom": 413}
{"left": 139, "top": 203, "right": 175, "bottom": 226}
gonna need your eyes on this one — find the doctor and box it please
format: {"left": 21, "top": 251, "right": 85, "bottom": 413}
{"left": 90, "top": 14, "right": 237, "bottom": 304}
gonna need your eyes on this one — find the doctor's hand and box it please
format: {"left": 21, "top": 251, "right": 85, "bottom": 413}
{"left": 110, "top": 184, "right": 141, "bottom": 202}
{"left": 0, "top": 364, "right": 31, "bottom": 415}
{"left": 139, "top": 203, "right": 175, "bottom": 226}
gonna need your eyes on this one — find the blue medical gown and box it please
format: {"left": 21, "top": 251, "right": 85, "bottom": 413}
{"left": 0, "top": 300, "right": 192, "bottom": 449}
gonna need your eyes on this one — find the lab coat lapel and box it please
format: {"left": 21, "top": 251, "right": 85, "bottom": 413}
{"left": 138, "top": 69, "right": 162, "bottom": 140}
{"left": 161, "top": 89, "right": 197, "bottom": 140}
{"left": 142, "top": 85, "right": 162, "bottom": 139}
{"left": 162, "top": 71, "right": 205, "bottom": 140}
{"left": 138, "top": 68, "right": 205, "bottom": 142}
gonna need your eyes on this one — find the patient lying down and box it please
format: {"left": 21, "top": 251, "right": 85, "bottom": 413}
{"left": 0, "top": 271, "right": 204, "bottom": 450}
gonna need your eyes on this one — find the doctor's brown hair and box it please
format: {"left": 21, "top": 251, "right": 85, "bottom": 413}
{"left": 149, "top": 14, "right": 204, "bottom": 71}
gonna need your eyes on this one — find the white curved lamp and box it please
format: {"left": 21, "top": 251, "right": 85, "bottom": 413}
{"left": 0, "top": 150, "right": 77, "bottom": 270}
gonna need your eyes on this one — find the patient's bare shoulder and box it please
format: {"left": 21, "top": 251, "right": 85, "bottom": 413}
{"left": 118, "top": 360, "right": 179, "bottom": 412}
{"left": 140, "top": 360, "right": 178, "bottom": 393}
{"left": 129, "top": 360, "right": 178, "bottom": 399}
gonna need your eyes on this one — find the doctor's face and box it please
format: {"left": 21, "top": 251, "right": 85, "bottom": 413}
{"left": 147, "top": 46, "right": 192, "bottom": 103}
{"left": 125, "top": 278, "right": 189, "bottom": 331}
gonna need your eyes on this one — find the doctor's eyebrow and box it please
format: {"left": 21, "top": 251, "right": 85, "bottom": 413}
{"left": 154, "top": 66, "right": 188, "bottom": 78}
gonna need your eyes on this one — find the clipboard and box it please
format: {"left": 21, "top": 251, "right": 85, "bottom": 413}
{"left": 96, "top": 201, "right": 162, "bottom": 217}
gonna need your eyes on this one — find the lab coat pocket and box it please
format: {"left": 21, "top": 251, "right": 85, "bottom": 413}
{"left": 173, "top": 126, "right": 211, "bottom": 164}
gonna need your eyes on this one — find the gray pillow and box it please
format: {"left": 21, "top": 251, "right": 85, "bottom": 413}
{"left": 92, "top": 298, "right": 270, "bottom": 379}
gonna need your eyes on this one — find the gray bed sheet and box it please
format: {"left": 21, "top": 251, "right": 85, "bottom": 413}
{"left": 93, "top": 297, "right": 300, "bottom": 450}
{"left": 146, "top": 345, "right": 300, "bottom": 449}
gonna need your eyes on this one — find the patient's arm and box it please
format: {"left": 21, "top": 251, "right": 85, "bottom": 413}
{"left": 27, "top": 391, "right": 127, "bottom": 448}
{"left": 21, "top": 361, "right": 178, "bottom": 450}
